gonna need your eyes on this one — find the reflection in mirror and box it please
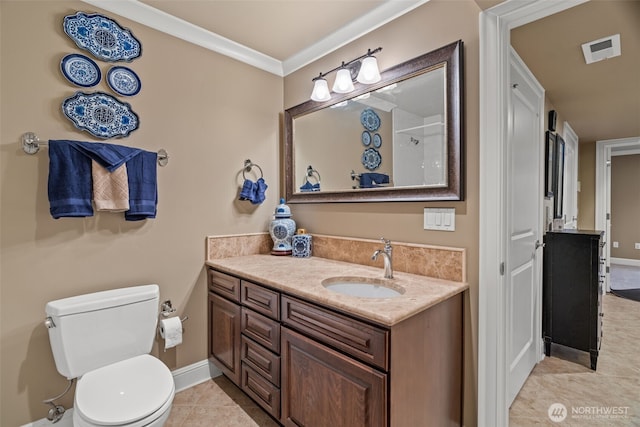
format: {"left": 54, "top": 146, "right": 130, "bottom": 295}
{"left": 284, "top": 40, "right": 463, "bottom": 203}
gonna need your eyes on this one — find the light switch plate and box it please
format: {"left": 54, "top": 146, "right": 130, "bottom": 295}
{"left": 424, "top": 208, "right": 455, "bottom": 231}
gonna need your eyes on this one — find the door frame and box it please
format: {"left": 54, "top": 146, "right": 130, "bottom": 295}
{"left": 595, "top": 136, "right": 640, "bottom": 291}
{"left": 478, "top": 1, "right": 588, "bottom": 425}
{"left": 562, "top": 122, "right": 579, "bottom": 228}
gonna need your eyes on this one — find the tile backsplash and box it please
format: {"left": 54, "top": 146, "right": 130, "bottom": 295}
{"left": 206, "top": 233, "right": 465, "bottom": 282}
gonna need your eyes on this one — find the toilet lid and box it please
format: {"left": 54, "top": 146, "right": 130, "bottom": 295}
{"left": 75, "top": 354, "right": 174, "bottom": 425}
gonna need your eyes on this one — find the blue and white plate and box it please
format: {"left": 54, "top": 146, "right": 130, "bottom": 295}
{"left": 107, "top": 66, "right": 141, "bottom": 96}
{"left": 360, "top": 108, "right": 381, "bottom": 131}
{"left": 63, "top": 12, "right": 142, "bottom": 62}
{"left": 60, "top": 53, "right": 101, "bottom": 87}
{"left": 62, "top": 91, "right": 139, "bottom": 139}
{"left": 362, "top": 148, "right": 382, "bottom": 171}
{"left": 373, "top": 133, "right": 382, "bottom": 148}
{"left": 361, "top": 131, "right": 371, "bottom": 146}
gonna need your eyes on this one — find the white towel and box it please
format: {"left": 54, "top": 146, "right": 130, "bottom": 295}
{"left": 91, "top": 160, "right": 130, "bottom": 211}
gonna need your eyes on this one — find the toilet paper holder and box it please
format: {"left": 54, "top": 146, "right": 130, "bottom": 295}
{"left": 160, "top": 300, "right": 188, "bottom": 323}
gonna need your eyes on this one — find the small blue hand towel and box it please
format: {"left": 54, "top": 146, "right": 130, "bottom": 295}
{"left": 125, "top": 150, "right": 158, "bottom": 221}
{"left": 252, "top": 178, "right": 268, "bottom": 205}
{"left": 239, "top": 179, "right": 256, "bottom": 202}
{"left": 48, "top": 140, "right": 94, "bottom": 218}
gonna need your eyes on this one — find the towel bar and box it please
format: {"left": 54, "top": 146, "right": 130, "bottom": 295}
{"left": 21, "top": 132, "right": 169, "bottom": 166}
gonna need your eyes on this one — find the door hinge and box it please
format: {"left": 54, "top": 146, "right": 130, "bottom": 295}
{"left": 606, "top": 213, "right": 610, "bottom": 220}
{"left": 606, "top": 266, "right": 610, "bottom": 274}
{"left": 500, "top": 262, "right": 505, "bottom": 276}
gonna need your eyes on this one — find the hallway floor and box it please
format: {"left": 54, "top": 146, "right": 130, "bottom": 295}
{"left": 166, "top": 292, "right": 639, "bottom": 426}
{"left": 510, "top": 293, "right": 640, "bottom": 426}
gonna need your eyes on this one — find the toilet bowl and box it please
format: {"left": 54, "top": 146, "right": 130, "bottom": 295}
{"left": 73, "top": 355, "right": 175, "bottom": 427}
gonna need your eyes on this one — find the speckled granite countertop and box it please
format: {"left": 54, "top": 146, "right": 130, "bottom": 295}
{"left": 206, "top": 255, "right": 468, "bottom": 327}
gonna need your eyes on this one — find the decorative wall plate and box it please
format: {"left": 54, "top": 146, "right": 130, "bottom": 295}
{"left": 361, "top": 131, "right": 371, "bottom": 146}
{"left": 107, "top": 66, "right": 141, "bottom": 96}
{"left": 373, "top": 133, "right": 382, "bottom": 148}
{"left": 361, "top": 148, "right": 382, "bottom": 171}
{"left": 62, "top": 92, "right": 139, "bottom": 139}
{"left": 360, "top": 108, "right": 380, "bottom": 131}
{"left": 63, "top": 12, "right": 142, "bottom": 62}
{"left": 60, "top": 53, "right": 101, "bottom": 87}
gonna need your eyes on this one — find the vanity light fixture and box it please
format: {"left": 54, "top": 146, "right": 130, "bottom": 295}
{"left": 309, "top": 47, "right": 382, "bottom": 101}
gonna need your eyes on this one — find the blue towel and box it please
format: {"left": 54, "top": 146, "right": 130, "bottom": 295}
{"left": 359, "top": 173, "right": 389, "bottom": 188}
{"left": 66, "top": 141, "right": 142, "bottom": 172}
{"left": 253, "top": 178, "right": 268, "bottom": 205}
{"left": 48, "top": 139, "right": 151, "bottom": 220}
{"left": 48, "top": 140, "right": 94, "bottom": 218}
{"left": 124, "top": 150, "right": 158, "bottom": 221}
{"left": 239, "top": 179, "right": 256, "bottom": 201}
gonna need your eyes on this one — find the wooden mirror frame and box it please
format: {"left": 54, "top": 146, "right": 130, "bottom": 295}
{"left": 284, "top": 40, "right": 464, "bottom": 203}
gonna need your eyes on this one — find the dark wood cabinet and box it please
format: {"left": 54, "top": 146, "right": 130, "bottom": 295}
{"left": 281, "top": 327, "right": 387, "bottom": 427}
{"left": 208, "top": 267, "right": 463, "bottom": 426}
{"left": 208, "top": 292, "right": 242, "bottom": 385}
{"left": 543, "top": 230, "right": 604, "bottom": 370}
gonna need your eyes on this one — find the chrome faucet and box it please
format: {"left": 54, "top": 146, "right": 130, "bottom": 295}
{"left": 372, "top": 238, "right": 393, "bottom": 279}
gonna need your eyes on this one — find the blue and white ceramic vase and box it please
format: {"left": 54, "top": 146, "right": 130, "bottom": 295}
{"left": 269, "top": 198, "right": 296, "bottom": 256}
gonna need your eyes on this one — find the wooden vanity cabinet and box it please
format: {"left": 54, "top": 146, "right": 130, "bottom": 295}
{"left": 208, "top": 267, "right": 463, "bottom": 426}
{"left": 208, "top": 270, "right": 282, "bottom": 419}
{"left": 208, "top": 269, "right": 242, "bottom": 385}
{"left": 281, "top": 327, "right": 387, "bottom": 427}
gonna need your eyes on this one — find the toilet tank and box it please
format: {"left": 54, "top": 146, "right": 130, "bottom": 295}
{"left": 45, "top": 284, "right": 159, "bottom": 379}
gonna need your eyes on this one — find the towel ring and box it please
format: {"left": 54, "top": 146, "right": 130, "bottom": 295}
{"left": 242, "top": 159, "right": 263, "bottom": 180}
{"left": 305, "top": 165, "right": 321, "bottom": 183}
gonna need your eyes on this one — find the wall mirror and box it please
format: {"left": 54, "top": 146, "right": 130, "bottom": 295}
{"left": 284, "top": 40, "right": 463, "bottom": 203}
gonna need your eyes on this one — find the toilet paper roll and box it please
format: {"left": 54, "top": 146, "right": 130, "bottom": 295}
{"left": 159, "top": 317, "right": 182, "bottom": 350}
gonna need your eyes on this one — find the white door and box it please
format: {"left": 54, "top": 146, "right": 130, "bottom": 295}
{"left": 563, "top": 123, "right": 579, "bottom": 228}
{"left": 507, "top": 50, "right": 544, "bottom": 406}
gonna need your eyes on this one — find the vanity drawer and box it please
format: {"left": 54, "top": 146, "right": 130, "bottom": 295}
{"left": 208, "top": 269, "right": 241, "bottom": 302}
{"left": 241, "top": 362, "right": 281, "bottom": 420}
{"left": 241, "top": 335, "right": 280, "bottom": 387}
{"left": 241, "top": 281, "right": 280, "bottom": 320}
{"left": 281, "top": 296, "right": 389, "bottom": 370}
{"left": 241, "top": 307, "right": 280, "bottom": 354}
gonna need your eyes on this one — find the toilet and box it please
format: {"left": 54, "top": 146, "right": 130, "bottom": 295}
{"left": 45, "top": 284, "right": 175, "bottom": 427}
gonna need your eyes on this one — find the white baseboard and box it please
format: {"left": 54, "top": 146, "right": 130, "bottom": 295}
{"left": 22, "top": 359, "right": 220, "bottom": 427}
{"left": 611, "top": 258, "right": 640, "bottom": 267}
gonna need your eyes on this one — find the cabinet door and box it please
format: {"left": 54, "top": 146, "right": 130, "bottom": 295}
{"left": 209, "top": 292, "right": 242, "bottom": 386}
{"left": 281, "top": 327, "right": 387, "bottom": 427}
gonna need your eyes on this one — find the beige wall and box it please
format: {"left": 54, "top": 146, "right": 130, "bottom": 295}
{"left": 0, "top": 2, "right": 282, "bottom": 425}
{"left": 578, "top": 141, "right": 597, "bottom": 230}
{"left": 610, "top": 154, "right": 640, "bottom": 260}
{"left": 284, "top": 1, "right": 480, "bottom": 425}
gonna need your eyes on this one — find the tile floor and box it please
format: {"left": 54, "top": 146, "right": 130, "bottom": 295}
{"left": 510, "top": 292, "right": 640, "bottom": 426}
{"left": 168, "top": 282, "right": 640, "bottom": 426}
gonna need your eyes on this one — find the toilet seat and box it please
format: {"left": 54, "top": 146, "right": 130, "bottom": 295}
{"left": 74, "top": 354, "right": 174, "bottom": 426}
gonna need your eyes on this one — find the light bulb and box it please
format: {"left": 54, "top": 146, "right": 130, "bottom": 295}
{"left": 310, "top": 78, "right": 331, "bottom": 102}
{"left": 332, "top": 68, "right": 355, "bottom": 93}
{"left": 357, "top": 56, "right": 381, "bottom": 84}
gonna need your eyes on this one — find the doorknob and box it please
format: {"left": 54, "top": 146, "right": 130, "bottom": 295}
{"left": 535, "top": 240, "right": 545, "bottom": 249}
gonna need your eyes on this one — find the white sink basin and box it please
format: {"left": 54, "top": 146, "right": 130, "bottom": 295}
{"left": 322, "top": 277, "right": 404, "bottom": 298}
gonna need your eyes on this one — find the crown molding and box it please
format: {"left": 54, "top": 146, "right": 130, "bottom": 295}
{"left": 81, "top": 0, "right": 430, "bottom": 77}
{"left": 80, "top": 0, "right": 284, "bottom": 75}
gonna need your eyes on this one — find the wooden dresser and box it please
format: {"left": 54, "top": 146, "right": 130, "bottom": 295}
{"left": 542, "top": 229, "right": 604, "bottom": 370}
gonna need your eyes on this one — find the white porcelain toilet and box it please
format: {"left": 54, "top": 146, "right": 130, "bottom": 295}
{"left": 45, "top": 284, "right": 175, "bottom": 427}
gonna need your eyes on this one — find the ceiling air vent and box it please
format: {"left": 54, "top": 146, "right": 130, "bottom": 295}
{"left": 582, "top": 34, "right": 621, "bottom": 64}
